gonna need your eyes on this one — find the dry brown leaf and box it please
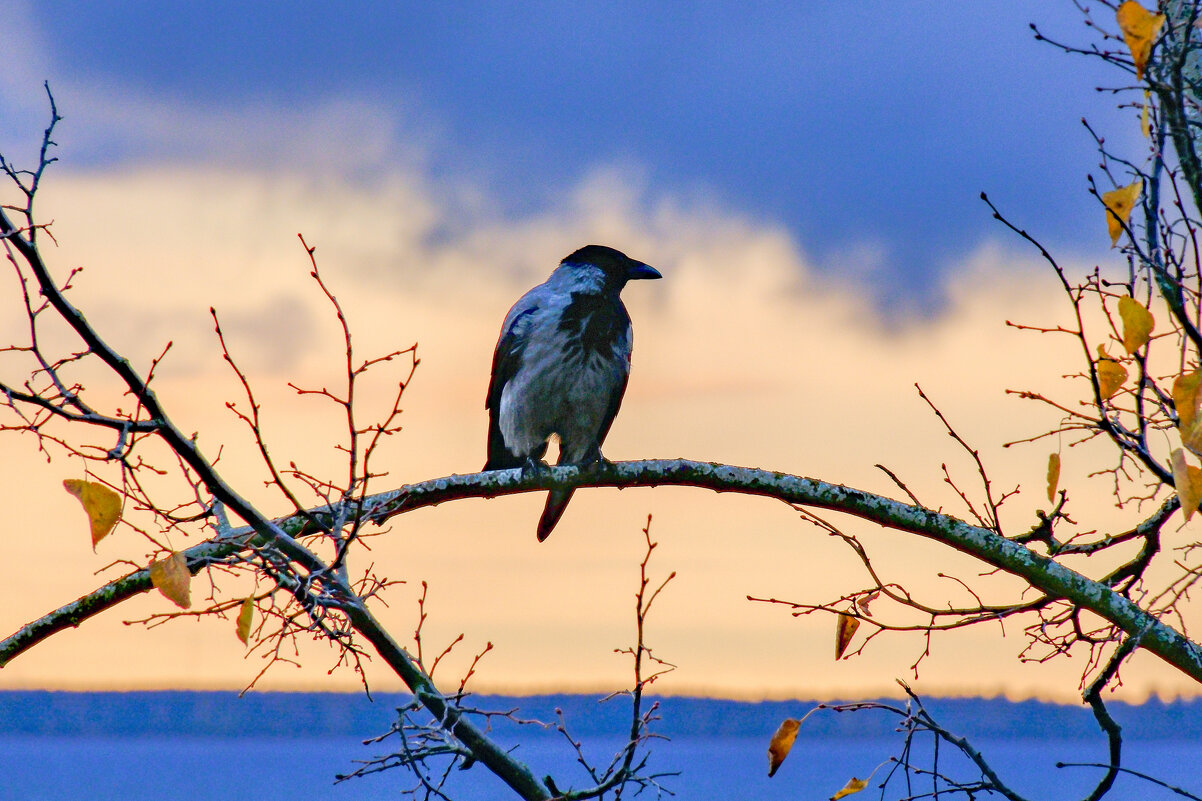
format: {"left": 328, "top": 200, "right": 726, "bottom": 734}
{"left": 1118, "top": 295, "right": 1154, "bottom": 354}
{"left": 767, "top": 718, "right": 800, "bottom": 777}
{"left": 856, "top": 590, "right": 881, "bottom": 615}
{"left": 236, "top": 597, "right": 254, "bottom": 645}
{"left": 831, "top": 777, "right": 869, "bottom": 800}
{"left": 769, "top": 716, "right": 798, "bottom": 774}
{"left": 62, "top": 479, "right": 122, "bottom": 549}
{"left": 835, "top": 612, "right": 860, "bottom": 660}
{"left": 1102, "top": 179, "right": 1142, "bottom": 246}
{"left": 1172, "top": 448, "right": 1202, "bottom": 523}
{"left": 1046, "top": 452, "right": 1061, "bottom": 503}
{"left": 1117, "top": 1, "right": 1167, "bottom": 81}
{"left": 1095, "top": 346, "right": 1128, "bottom": 401}
{"left": 149, "top": 551, "right": 192, "bottom": 609}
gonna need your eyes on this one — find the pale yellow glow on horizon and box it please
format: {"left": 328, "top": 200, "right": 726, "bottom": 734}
{"left": 2, "top": 163, "right": 1197, "bottom": 705}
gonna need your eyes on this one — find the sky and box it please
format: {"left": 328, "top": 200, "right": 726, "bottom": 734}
{"left": 0, "top": 2, "right": 1191, "bottom": 703}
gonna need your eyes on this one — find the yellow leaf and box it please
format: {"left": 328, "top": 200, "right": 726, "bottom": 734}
{"left": 1047, "top": 452, "right": 1061, "bottom": 503}
{"left": 1185, "top": 422, "right": 1202, "bottom": 460}
{"left": 149, "top": 551, "right": 192, "bottom": 609}
{"left": 1118, "top": 295, "right": 1154, "bottom": 354}
{"left": 1171, "top": 448, "right": 1202, "bottom": 522}
{"left": 1141, "top": 90, "right": 1151, "bottom": 138}
{"left": 831, "top": 777, "right": 869, "bottom": 800}
{"left": 1168, "top": 370, "right": 1202, "bottom": 452}
{"left": 62, "top": 479, "right": 122, "bottom": 549}
{"left": 835, "top": 612, "right": 860, "bottom": 660}
{"left": 1117, "top": 2, "right": 1166, "bottom": 81}
{"left": 236, "top": 597, "right": 254, "bottom": 645}
{"left": 1095, "top": 345, "right": 1128, "bottom": 401}
{"left": 767, "top": 718, "right": 800, "bottom": 777}
{"left": 1173, "top": 371, "right": 1202, "bottom": 432}
{"left": 1103, "top": 179, "right": 1142, "bottom": 246}
{"left": 1175, "top": 372, "right": 1202, "bottom": 457}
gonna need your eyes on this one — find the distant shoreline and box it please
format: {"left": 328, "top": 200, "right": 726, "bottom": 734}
{"left": 2, "top": 690, "right": 1199, "bottom": 740}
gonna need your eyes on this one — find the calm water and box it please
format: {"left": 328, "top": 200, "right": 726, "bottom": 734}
{"left": 2, "top": 735, "right": 1198, "bottom": 800}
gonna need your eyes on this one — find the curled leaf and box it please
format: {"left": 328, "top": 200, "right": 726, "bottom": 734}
{"left": 1102, "top": 179, "right": 1142, "bottom": 246}
{"left": 835, "top": 612, "right": 861, "bottom": 660}
{"left": 831, "top": 777, "right": 869, "bottom": 800}
{"left": 63, "top": 479, "right": 122, "bottom": 549}
{"left": 767, "top": 718, "right": 800, "bottom": 777}
{"left": 149, "top": 551, "right": 192, "bottom": 609}
{"left": 1141, "top": 90, "right": 1152, "bottom": 138}
{"left": 1095, "top": 345, "right": 1128, "bottom": 401}
{"left": 236, "top": 597, "right": 254, "bottom": 645}
{"left": 856, "top": 590, "right": 881, "bottom": 615}
{"left": 1117, "top": 295, "right": 1154, "bottom": 354}
{"left": 1047, "top": 452, "right": 1061, "bottom": 503}
{"left": 1171, "top": 448, "right": 1202, "bottom": 523}
{"left": 1117, "top": 1, "right": 1166, "bottom": 81}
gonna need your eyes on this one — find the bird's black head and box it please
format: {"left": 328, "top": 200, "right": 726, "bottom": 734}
{"left": 560, "top": 245, "right": 661, "bottom": 290}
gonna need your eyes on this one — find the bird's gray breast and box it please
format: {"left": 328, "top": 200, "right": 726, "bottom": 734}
{"left": 498, "top": 292, "right": 632, "bottom": 460}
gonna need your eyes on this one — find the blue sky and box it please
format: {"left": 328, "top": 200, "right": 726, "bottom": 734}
{"left": 2, "top": 2, "right": 1128, "bottom": 302}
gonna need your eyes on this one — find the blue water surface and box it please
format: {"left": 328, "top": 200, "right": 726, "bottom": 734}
{"left": 3, "top": 734, "right": 1197, "bottom": 800}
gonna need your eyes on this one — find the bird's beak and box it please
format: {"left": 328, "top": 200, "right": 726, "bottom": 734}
{"left": 625, "top": 261, "right": 662, "bottom": 281}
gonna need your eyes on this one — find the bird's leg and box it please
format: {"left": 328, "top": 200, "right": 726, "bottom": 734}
{"left": 579, "top": 445, "right": 612, "bottom": 472}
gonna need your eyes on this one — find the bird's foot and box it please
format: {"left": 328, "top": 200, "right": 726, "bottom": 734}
{"left": 521, "top": 456, "right": 551, "bottom": 477}
{"left": 583, "top": 452, "right": 613, "bottom": 473}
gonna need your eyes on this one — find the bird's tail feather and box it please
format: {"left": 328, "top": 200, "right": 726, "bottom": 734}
{"left": 537, "top": 488, "right": 574, "bottom": 542}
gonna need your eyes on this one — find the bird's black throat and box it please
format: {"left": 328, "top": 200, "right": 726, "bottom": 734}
{"left": 557, "top": 291, "right": 629, "bottom": 361}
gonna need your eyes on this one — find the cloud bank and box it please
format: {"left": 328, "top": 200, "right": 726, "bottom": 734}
{"left": 5, "top": 139, "right": 1190, "bottom": 704}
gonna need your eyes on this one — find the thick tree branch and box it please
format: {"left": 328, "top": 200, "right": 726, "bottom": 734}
{"left": 6, "top": 458, "right": 1202, "bottom": 686}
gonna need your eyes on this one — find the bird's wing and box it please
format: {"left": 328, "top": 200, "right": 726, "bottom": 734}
{"left": 484, "top": 291, "right": 542, "bottom": 469}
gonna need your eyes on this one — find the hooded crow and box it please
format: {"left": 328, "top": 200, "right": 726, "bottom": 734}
{"left": 485, "top": 245, "right": 661, "bottom": 541}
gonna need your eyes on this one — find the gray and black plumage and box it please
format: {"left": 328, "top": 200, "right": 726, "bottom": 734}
{"left": 485, "top": 244, "right": 662, "bottom": 541}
